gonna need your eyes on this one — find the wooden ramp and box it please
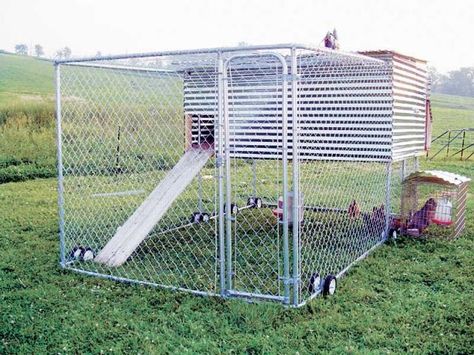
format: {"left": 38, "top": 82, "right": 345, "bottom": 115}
{"left": 95, "top": 149, "right": 213, "bottom": 267}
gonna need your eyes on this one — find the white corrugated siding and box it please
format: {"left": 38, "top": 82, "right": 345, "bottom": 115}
{"left": 184, "top": 52, "right": 393, "bottom": 162}
{"left": 361, "top": 51, "right": 429, "bottom": 161}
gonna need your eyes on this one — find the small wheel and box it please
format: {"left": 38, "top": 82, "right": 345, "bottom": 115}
{"left": 255, "top": 198, "right": 262, "bottom": 209}
{"left": 191, "top": 212, "right": 201, "bottom": 224}
{"left": 70, "top": 246, "right": 84, "bottom": 260}
{"left": 323, "top": 275, "right": 337, "bottom": 296}
{"left": 247, "top": 197, "right": 256, "bottom": 208}
{"left": 231, "top": 203, "right": 239, "bottom": 214}
{"left": 308, "top": 272, "right": 321, "bottom": 294}
{"left": 201, "top": 213, "right": 210, "bottom": 223}
{"left": 82, "top": 248, "right": 95, "bottom": 261}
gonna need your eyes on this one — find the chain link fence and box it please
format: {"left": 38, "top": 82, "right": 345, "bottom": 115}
{"left": 56, "top": 45, "right": 419, "bottom": 306}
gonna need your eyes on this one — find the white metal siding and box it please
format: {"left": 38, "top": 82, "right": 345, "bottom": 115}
{"left": 361, "top": 52, "right": 429, "bottom": 161}
{"left": 184, "top": 52, "right": 393, "bottom": 162}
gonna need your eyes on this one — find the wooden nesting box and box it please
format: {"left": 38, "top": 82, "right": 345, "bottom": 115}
{"left": 400, "top": 170, "right": 470, "bottom": 239}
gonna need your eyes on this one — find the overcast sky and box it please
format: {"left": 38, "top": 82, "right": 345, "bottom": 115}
{"left": 1, "top": 0, "right": 473, "bottom": 72}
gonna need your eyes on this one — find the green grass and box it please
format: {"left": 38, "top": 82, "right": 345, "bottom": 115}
{"left": 0, "top": 54, "right": 473, "bottom": 352}
{"left": 0, "top": 54, "right": 56, "bottom": 183}
{"left": 0, "top": 168, "right": 472, "bottom": 353}
{"left": 0, "top": 53, "right": 53, "bottom": 102}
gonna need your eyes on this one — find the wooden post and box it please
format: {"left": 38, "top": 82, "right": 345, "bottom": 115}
{"left": 184, "top": 114, "right": 193, "bottom": 151}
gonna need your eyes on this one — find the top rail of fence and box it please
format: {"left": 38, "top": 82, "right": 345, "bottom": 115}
{"left": 53, "top": 43, "right": 386, "bottom": 65}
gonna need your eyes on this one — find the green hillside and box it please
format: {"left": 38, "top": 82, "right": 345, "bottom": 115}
{"left": 0, "top": 53, "right": 53, "bottom": 105}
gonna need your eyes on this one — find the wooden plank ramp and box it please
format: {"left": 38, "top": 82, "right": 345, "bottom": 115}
{"left": 95, "top": 148, "right": 213, "bottom": 267}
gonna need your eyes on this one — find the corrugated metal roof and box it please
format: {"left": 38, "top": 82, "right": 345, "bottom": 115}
{"left": 405, "top": 170, "right": 471, "bottom": 186}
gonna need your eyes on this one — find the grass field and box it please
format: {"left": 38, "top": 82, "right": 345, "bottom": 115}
{"left": 0, "top": 53, "right": 473, "bottom": 353}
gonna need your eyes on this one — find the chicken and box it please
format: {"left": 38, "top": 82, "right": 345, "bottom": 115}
{"left": 407, "top": 198, "right": 437, "bottom": 233}
{"left": 348, "top": 200, "right": 361, "bottom": 219}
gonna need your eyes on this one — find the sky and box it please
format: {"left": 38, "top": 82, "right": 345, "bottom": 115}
{"left": 1, "top": 0, "right": 473, "bottom": 72}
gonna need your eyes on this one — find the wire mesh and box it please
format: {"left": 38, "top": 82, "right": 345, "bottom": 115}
{"left": 400, "top": 172, "right": 469, "bottom": 239}
{"left": 60, "top": 54, "right": 220, "bottom": 294}
{"left": 57, "top": 45, "right": 407, "bottom": 306}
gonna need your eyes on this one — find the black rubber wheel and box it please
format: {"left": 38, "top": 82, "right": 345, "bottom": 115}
{"left": 191, "top": 212, "right": 201, "bottom": 224}
{"left": 230, "top": 203, "right": 238, "bottom": 214}
{"left": 82, "top": 247, "right": 95, "bottom": 261}
{"left": 201, "top": 213, "right": 210, "bottom": 223}
{"left": 70, "top": 246, "right": 84, "bottom": 260}
{"left": 255, "top": 198, "right": 262, "bottom": 209}
{"left": 308, "top": 272, "right": 321, "bottom": 294}
{"left": 323, "top": 275, "right": 337, "bottom": 296}
{"left": 247, "top": 197, "right": 256, "bottom": 208}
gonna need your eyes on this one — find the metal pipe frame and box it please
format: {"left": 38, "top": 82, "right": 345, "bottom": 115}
{"left": 384, "top": 162, "right": 393, "bottom": 238}
{"left": 223, "top": 52, "right": 290, "bottom": 304}
{"left": 55, "top": 64, "right": 66, "bottom": 267}
{"left": 290, "top": 47, "right": 300, "bottom": 306}
{"left": 68, "top": 266, "right": 220, "bottom": 298}
{"left": 54, "top": 43, "right": 386, "bottom": 65}
{"left": 217, "top": 52, "right": 226, "bottom": 296}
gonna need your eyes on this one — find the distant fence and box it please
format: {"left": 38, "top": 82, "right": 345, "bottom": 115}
{"left": 427, "top": 128, "right": 474, "bottom": 160}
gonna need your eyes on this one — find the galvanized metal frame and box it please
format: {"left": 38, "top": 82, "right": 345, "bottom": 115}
{"left": 55, "top": 44, "right": 430, "bottom": 307}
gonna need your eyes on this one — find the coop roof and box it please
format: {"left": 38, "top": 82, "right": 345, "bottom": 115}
{"left": 358, "top": 50, "right": 427, "bottom": 64}
{"left": 404, "top": 170, "right": 471, "bottom": 186}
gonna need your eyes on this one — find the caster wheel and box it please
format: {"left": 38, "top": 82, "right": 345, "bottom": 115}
{"left": 191, "top": 212, "right": 202, "bottom": 224}
{"left": 82, "top": 247, "right": 95, "bottom": 261}
{"left": 308, "top": 272, "right": 321, "bottom": 294}
{"left": 323, "top": 275, "right": 337, "bottom": 297}
{"left": 224, "top": 203, "right": 239, "bottom": 214}
{"left": 226, "top": 203, "right": 238, "bottom": 214}
{"left": 255, "top": 198, "right": 262, "bottom": 209}
{"left": 201, "top": 213, "right": 210, "bottom": 223}
{"left": 247, "top": 197, "right": 256, "bottom": 208}
{"left": 70, "top": 246, "right": 84, "bottom": 260}
{"left": 231, "top": 203, "right": 239, "bottom": 214}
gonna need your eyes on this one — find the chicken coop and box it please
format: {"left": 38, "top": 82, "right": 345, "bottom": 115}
{"left": 399, "top": 170, "right": 470, "bottom": 239}
{"left": 55, "top": 44, "right": 431, "bottom": 306}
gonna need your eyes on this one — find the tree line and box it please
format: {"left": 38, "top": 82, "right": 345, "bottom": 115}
{"left": 13, "top": 43, "right": 72, "bottom": 59}
{"left": 429, "top": 67, "right": 474, "bottom": 97}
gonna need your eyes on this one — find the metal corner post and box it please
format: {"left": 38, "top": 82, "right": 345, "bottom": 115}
{"left": 280, "top": 55, "right": 290, "bottom": 305}
{"left": 222, "top": 57, "right": 233, "bottom": 291}
{"left": 384, "top": 162, "right": 393, "bottom": 239}
{"left": 55, "top": 64, "right": 66, "bottom": 267}
{"left": 290, "top": 47, "right": 299, "bottom": 306}
{"left": 217, "top": 53, "right": 226, "bottom": 296}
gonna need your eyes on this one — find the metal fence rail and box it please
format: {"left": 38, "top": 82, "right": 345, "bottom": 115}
{"left": 427, "top": 128, "right": 473, "bottom": 160}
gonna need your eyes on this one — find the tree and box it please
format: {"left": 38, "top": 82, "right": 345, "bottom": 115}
{"left": 429, "top": 66, "right": 474, "bottom": 97}
{"left": 34, "top": 44, "right": 44, "bottom": 57}
{"left": 443, "top": 67, "right": 474, "bottom": 97}
{"left": 95, "top": 51, "right": 102, "bottom": 57}
{"left": 63, "top": 46, "right": 71, "bottom": 59}
{"left": 55, "top": 46, "right": 72, "bottom": 60}
{"left": 428, "top": 66, "right": 447, "bottom": 93}
{"left": 14, "top": 44, "right": 28, "bottom": 55}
